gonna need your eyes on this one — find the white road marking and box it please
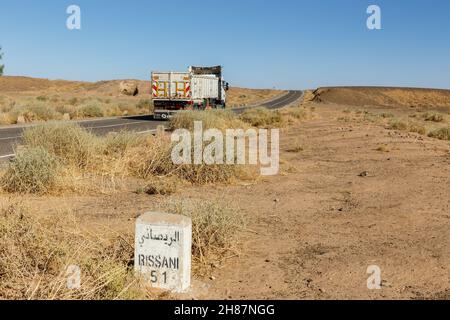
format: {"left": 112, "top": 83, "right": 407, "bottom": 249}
{"left": 0, "top": 154, "right": 15, "bottom": 159}
{"left": 85, "top": 121, "right": 149, "bottom": 130}
{"left": 0, "top": 136, "right": 20, "bottom": 141}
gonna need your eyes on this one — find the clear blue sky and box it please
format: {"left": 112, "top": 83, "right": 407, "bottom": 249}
{"left": 1, "top": 0, "right": 449, "bottom": 89}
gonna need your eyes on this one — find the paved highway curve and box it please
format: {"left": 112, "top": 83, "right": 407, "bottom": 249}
{"left": 0, "top": 90, "right": 303, "bottom": 161}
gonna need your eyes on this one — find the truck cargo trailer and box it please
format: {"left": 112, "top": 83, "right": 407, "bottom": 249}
{"left": 151, "top": 66, "right": 229, "bottom": 120}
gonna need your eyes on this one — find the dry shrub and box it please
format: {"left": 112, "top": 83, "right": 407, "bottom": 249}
{"left": 428, "top": 127, "right": 450, "bottom": 140}
{"left": 127, "top": 134, "right": 175, "bottom": 179}
{"left": 280, "top": 105, "right": 313, "bottom": 125}
{"left": 3, "top": 123, "right": 253, "bottom": 196}
{"left": 389, "top": 119, "right": 409, "bottom": 131}
{"left": 136, "top": 99, "right": 153, "bottom": 113}
{"left": 423, "top": 112, "right": 444, "bottom": 123}
{"left": 102, "top": 105, "right": 120, "bottom": 117}
{"left": 68, "top": 97, "right": 79, "bottom": 106}
{"left": 0, "top": 201, "right": 145, "bottom": 300}
{"left": 6, "top": 103, "right": 61, "bottom": 123}
{"left": 104, "top": 131, "right": 143, "bottom": 157}
{"left": 77, "top": 102, "right": 104, "bottom": 118}
{"left": 408, "top": 122, "right": 426, "bottom": 135}
{"left": 0, "top": 112, "right": 15, "bottom": 125}
{"left": 286, "top": 145, "right": 304, "bottom": 153}
{"left": 144, "top": 176, "right": 181, "bottom": 195}
{"left": 376, "top": 145, "right": 390, "bottom": 152}
{"left": 1, "top": 147, "right": 60, "bottom": 194}
{"left": 239, "top": 107, "right": 283, "bottom": 127}
{"left": 283, "top": 107, "right": 309, "bottom": 120}
{"left": 129, "top": 131, "right": 245, "bottom": 185}
{"left": 388, "top": 119, "right": 426, "bottom": 135}
{"left": 378, "top": 112, "right": 394, "bottom": 119}
{"left": 176, "top": 163, "right": 243, "bottom": 185}
{"left": 161, "top": 198, "right": 244, "bottom": 269}
{"left": 55, "top": 104, "right": 77, "bottom": 117}
{"left": 170, "top": 109, "right": 246, "bottom": 131}
{"left": 118, "top": 103, "right": 139, "bottom": 116}
{"left": 22, "top": 122, "right": 99, "bottom": 168}
{"left": 24, "top": 103, "right": 60, "bottom": 121}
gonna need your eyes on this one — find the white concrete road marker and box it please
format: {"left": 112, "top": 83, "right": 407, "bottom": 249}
{"left": 135, "top": 212, "right": 192, "bottom": 293}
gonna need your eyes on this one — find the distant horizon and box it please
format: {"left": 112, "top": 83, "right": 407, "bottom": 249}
{"left": 3, "top": 74, "right": 450, "bottom": 92}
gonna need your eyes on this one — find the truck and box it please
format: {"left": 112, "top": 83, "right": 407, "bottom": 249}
{"left": 151, "top": 66, "right": 229, "bottom": 120}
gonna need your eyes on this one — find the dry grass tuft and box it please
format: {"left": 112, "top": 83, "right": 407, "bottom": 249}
{"left": 22, "top": 122, "right": 99, "bottom": 168}
{"left": 127, "top": 134, "right": 175, "bottom": 179}
{"left": 423, "top": 112, "right": 444, "bottom": 123}
{"left": 389, "top": 119, "right": 409, "bottom": 131}
{"left": 1, "top": 147, "right": 60, "bottom": 194}
{"left": 408, "top": 122, "right": 427, "bottom": 135}
{"left": 77, "top": 102, "right": 105, "bottom": 118}
{"left": 161, "top": 198, "right": 244, "bottom": 271}
{"left": 144, "top": 176, "right": 181, "bottom": 195}
{"left": 2, "top": 120, "right": 256, "bottom": 196}
{"left": 388, "top": 119, "right": 426, "bottom": 135}
{"left": 103, "top": 131, "right": 144, "bottom": 157}
{"left": 428, "top": 127, "right": 450, "bottom": 140}
{"left": 376, "top": 145, "right": 390, "bottom": 152}
{"left": 239, "top": 107, "right": 283, "bottom": 128}
{"left": 0, "top": 201, "right": 145, "bottom": 300}
{"left": 170, "top": 109, "right": 246, "bottom": 131}
{"left": 177, "top": 163, "right": 243, "bottom": 185}
{"left": 286, "top": 145, "right": 304, "bottom": 153}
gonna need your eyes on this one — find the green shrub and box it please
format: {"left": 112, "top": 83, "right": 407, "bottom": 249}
{"left": 1, "top": 147, "right": 60, "bottom": 194}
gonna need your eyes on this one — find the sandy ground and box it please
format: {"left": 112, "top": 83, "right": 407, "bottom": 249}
{"left": 313, "top": 87, "right": 450, "bottom": 111}
{"left": 205, "top": 103, "right": 450, "bottom": 300}
{"left": 3, "top": 97, "right": 449, "bottom": 300}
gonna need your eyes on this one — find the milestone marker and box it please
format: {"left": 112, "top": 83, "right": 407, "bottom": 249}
{"left": 134, "top": 212, "right": 192, "bottom": 293}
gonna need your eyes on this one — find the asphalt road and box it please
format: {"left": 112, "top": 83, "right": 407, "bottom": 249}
{"left": 0, "top": 90, "right": 303, "bottom": 160}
